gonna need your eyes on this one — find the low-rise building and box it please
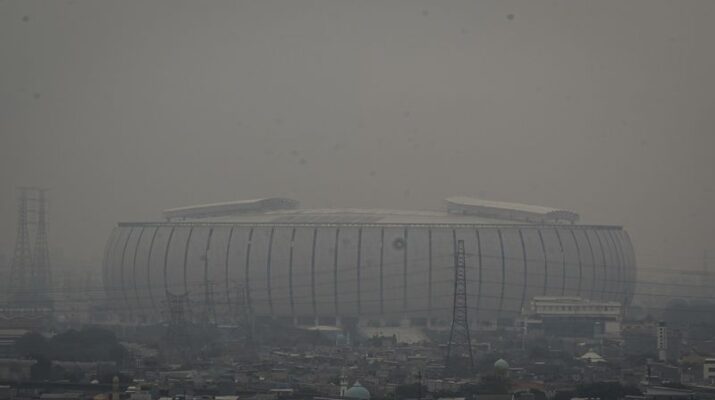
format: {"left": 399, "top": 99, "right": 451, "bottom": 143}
{"left": 525, "top": 297, "right": 622, "bottom": 338}
{"left": 0, "top": 359, "right": 35, "bottom": 381}
{"left": 704, "top": 358, "right": 715, "bottom": 384}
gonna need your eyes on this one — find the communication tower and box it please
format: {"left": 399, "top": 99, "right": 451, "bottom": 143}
{"left": 445, "top": 239, "right": 474, "bottom": 374}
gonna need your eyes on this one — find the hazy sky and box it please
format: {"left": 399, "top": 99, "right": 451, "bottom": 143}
{"left": 1, "top": 0, "right": 713, "bottom": 274}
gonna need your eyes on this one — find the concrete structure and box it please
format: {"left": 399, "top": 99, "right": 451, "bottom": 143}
{"left": 102, "top": 197, "right": 636, "bottom": 326}
{"left": 642, "top": 386, "right": 694, "bottom": 400}
{"left": 704, "top": 358, "right": 715, "bottom": 383}
{"left": 656, "top": 321, "right": 668, "bottom": 362}
{"left": 530, "top": 296, "right": 622, "bottom": 316}
{"left": 0, "top": 329, "right": 28, "bottom": 357}
{"left": 0, "top": 359, "right": 35, "bottom": 381}
{"left": 526, "top": 296, "right": 623, "bottom": 337}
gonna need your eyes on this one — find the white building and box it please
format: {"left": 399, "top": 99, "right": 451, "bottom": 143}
{"left": 531, "top": 296, "right": 622, "bottom": 317}
{"left": 704, "top": 358, "right": 715, "bottom": 383}
{"left": 656, "top": 321, "right": 668, "bottom": 362}
{"left": 526, "top": 296, "right": 623, "bottom": 337}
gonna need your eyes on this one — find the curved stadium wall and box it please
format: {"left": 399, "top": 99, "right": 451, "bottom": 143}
{"left": 103, "top": 219, "right": 636, "bottom": 325}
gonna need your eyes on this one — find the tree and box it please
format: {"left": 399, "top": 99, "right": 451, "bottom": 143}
{"left": 15, "top": 332, "right": 50, "bottom": 358}
{"left": 30, "top": 355, "right": 52, "bottom": 380}
{"left": 553, "top": 391, "right": 575, "bottom": 400}
{"left": 576, "top": 382, "right": 642, "bottom": 400}
{"left": 16, "top": 327, "right": 127, "bottom": 363}
{"left": 459, "top": 375, "right": 512, "bottom": 396}
{"left": 530, "top": 389, "right": 547, "bottom": 400}
{"left": 477, "top": 374, "right": 511, "bottom": 394}
{"left": 395, "top": 383, "right": 427, "bottom": 399}
{"left": 49, "top": 327, "right": 126, "bottom": 362}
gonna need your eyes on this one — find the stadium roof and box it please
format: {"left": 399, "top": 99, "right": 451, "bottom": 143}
{"left": 162, "top": 197, "right": 298, "bottom": 220}
{"left": 125, "top": 197, "right": 594, "bottom": 227}
{"left": 445, "top": 196, "right": 580, "bottom": 223}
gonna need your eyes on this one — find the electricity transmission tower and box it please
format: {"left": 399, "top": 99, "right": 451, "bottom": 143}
{"left": 8, "top": 187, "right": 52, "bottom": 309}
{"left": 229, "top": 282, "right": 254, "bottom": 343}
{"left": 203, "top": 280, "right": 217, "bottom": 326}
{"left": 164, "top": 292, "right": 193, "bottom": 358}
{"left": 201, "top": 229, "right": 217, "bottom": 326}
{"left": 9, "top": 189, "right": 33, "bottom": 304}
{"left": 32, "top": 189, "right": 52, "bottom": 308}
{"left": 445, "top": 239, "right": 474, "bottom": 375}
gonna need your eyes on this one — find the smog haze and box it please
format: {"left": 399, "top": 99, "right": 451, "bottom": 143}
{"left": 1, "top": 0, "right": 714, "bottom": 277}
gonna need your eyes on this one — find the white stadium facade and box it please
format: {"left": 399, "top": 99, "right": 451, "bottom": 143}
{"left": 102, "top": 197, "right": 636, "bottom": 327}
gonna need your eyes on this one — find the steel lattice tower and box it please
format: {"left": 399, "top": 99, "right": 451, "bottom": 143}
{"left": 9, "top": 189, "right": 33, "bottom": 304}
{"left": 164, "top": 292, "right": 193, "bottom": 356}
{"left": 32, "top": 189, "right": 52, "bottom": 308}
{"left": 234, "top": 283, "right": 254, "bottom": 343}
{"left": 445, "top": 239, "right": 474, "bottom": 374}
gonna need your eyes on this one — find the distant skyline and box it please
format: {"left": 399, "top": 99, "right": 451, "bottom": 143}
{"left": 1, "top": 0, "right": 714, "bottom": 276}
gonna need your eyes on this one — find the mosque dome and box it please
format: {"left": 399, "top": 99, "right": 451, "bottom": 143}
{"left": 494, "top": 358, "right": 510, "bottom": 370}
{"left": 344, "top": 382, "right": 370, "bottom": 400}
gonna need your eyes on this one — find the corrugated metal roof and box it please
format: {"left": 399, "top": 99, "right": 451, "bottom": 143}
{"left": 162, "top": 197, "right": 299, "bottom": 219}
{"left": 446, "top": 196, "right": 564, "bottom": 214}
{"left": 445, "top": 196, "right": 579, "bottom": 223}
{"left": 124, "top": 198, "right": 602, "bottom": 227}
{"left": 163, "top": 198, "right": 271, "bottom": 213}
{"left": 149, "top": 207, "right": 560, "bottom": 225}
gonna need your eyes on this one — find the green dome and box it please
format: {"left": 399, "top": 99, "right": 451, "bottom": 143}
{"left": 494, "top": 358, "right": 509, "bottom": 370}
{"left": 344, "top": 382, "right": 370, "bottom": 400}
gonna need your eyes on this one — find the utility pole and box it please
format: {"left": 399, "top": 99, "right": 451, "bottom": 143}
{"left": 703, "top": 250, "right": 711, "bottom": 299}
{"left": 202, "top": 228, "right": 215, "bottom": 325}
{"left": 417, "top": 369, "right": 423, "bottom": 400}
{"left": 445, "top": 239, "right": 474, "bottom": 374}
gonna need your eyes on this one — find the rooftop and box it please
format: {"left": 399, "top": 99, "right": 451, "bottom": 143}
{"left": 120, "top": 197, "right": 615, "bottom": 228}
{"left": 445, "top": 196, "right": 579, "bottom": 223}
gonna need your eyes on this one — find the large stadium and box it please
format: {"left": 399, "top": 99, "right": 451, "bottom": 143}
{"left": 103, "top": 197, "right": 636, "bottom": 326}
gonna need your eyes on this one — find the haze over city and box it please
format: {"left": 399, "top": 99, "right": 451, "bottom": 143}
{"left": 3, "top": 2, "right": 715, "bottom": 399}
{"left": 2, "top": 1, "right": 714, "bottom": 271}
